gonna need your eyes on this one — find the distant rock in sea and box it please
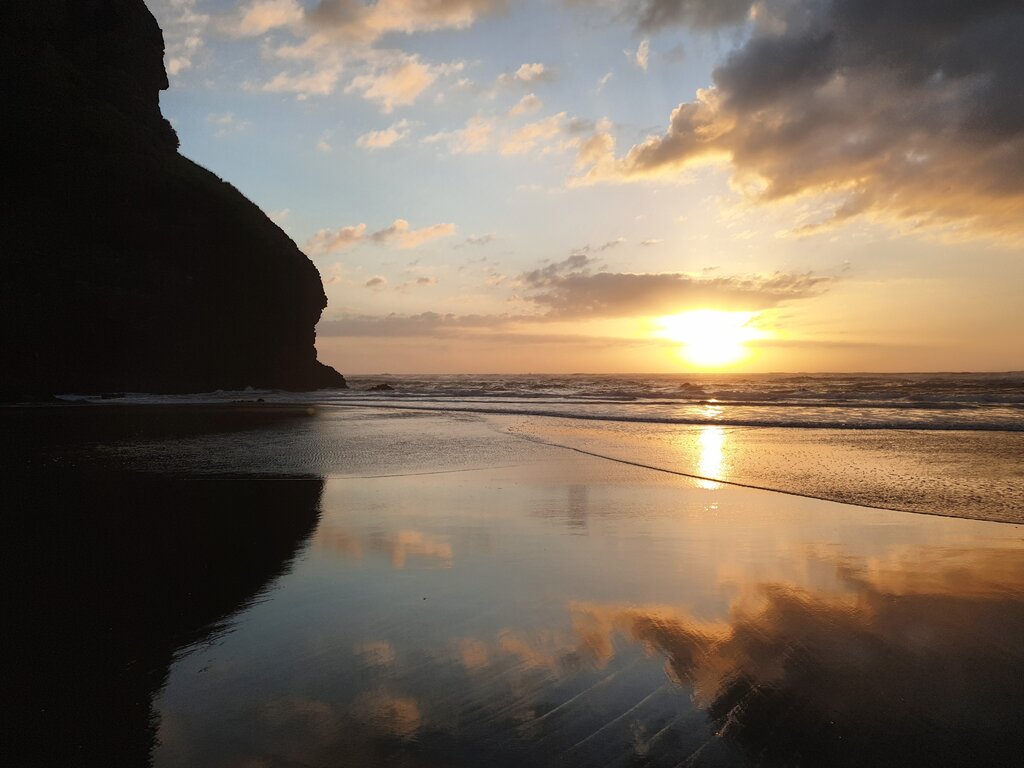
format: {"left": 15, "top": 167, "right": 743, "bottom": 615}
{"left": 0, "top": 0, "right": 346, "bottom": 399}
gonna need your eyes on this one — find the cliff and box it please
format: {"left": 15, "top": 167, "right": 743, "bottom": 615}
{"left": 0, "top": 0, "right": 346, "bottom": 398}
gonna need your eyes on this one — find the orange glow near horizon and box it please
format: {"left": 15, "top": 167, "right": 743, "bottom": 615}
{"left": 656, "top": 310, "right": 767, "bottom": 367}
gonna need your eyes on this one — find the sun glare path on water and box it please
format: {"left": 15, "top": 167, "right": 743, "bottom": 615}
{"left": 656, "top": 310, "right": 767, "bottom": 367}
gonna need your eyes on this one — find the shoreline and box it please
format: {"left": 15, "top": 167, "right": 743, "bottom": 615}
{"left": 8, "top": 400, "right": 1024, "bottom": 525}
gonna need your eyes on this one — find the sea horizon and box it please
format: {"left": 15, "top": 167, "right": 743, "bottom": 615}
{"left": 7, "top": 1, "right": 1023, "bottom": 765}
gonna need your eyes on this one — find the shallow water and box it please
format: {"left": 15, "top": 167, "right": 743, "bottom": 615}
{"left": 151, "top": 455, "right": 1023, "bottom": 767}
{"left": 508, "top": 416, "right": 1024, "bottom": 523}
{"left": 51, "top": 372, "right": 1024, "bottom": 522}
{"left": 9, "top": 407, "right": 1024, "bottom": 766}
{"left": 61, "top": 371, "right": 1024, "bottom": 430}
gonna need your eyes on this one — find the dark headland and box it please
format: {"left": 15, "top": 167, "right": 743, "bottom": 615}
{"left": 0, "top": 0, "right": 346, "bottom": 400}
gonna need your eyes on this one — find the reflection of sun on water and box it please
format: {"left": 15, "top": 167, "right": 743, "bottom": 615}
{"left": 697, "top": 426, "right": 725, "bottom": 490}
{"left": 657, "top": 310, "right": 767, "bottom": 367}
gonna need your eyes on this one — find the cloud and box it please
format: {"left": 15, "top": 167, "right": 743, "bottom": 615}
{"left": 509, "top": 93, "right": 543, "bottom": 117}
{"left": 268, "top": 208, "right": 290, "bottom": 225}
{"left": 258, "top": 65, "right": 343, "bottom": 98}
{"left": 318, "top": 312, "right": 514, "bottom": 337}
{"left": 364, "top": 275, "right": 388, "bottom": 289}
{"left": 577, "top": 0, "right": 1024, "bottom": 238}
{"left": 570, "top": 0, "right": 755, "bottom": 32}
{"left": 456, "top": 233, "right": 497, "bottom": 248}
{"left": 307, "top": 220, "right": 455, "bottom": 253}
{"left": 427, "top": 109, "right": 594, "bottom": 159}
{"left": 631, "top": 38, "right": 650, "bottom": 70}
{"left": 316, "top": 313, "right": 676, "bottom": 351}
{"left": 147, "top": 0, "right": 208, "bottom": 77}
{"left": 640, "top": 0, "right": 754, "bottom": 30}
{"left": 501, "top": 113, "right": 568, "bottom": 155}
{"left": 423, "top": 115, "right": 495, "bottom": 154}
{"left": 597, "top": 237, "right": 625, "bottom": 250}
{"left": 515, "top": 62, "right": 550, "bottom": 82}
{"left": 229, "top": 1, "right": 488, "bottom": 101}
{"left": 317, "top": 250, "right": 832, "bottom": 341}
{"left": 370, "top": 219, "right": 456, "bottom": 248}
{"left": 308, "top": 0, "right": 505, "bottom": 42}
{"left": 521, "top": 255, "right": 832, "bottom": 318}
{"left": 225, "top": 0, "right": 304, "bottom": 36}
{"left": 346, "top": 56, "right": 454, "bottom": 112}
{"left": 206, "top": 112, "right": 250, "bottom": 137}
{"left": 220, "top": 0, "right": 503, "bottom": 43}
{"left": 520, "top": 252, "right": 594, "bottom": 285}
{"left": 573, "top": 118, "right": 617, "bottom": 171}
{"left": 640, "top": 238, "right": 663, "bottom": 246}
{"left": 498, "top": 62, "right": 555, "bottom": 87}
{"left": 306, "top": 224, "right": 367, "bottom": 254}
{"left": 356, "top": 120, "right": 414, "bottom": 149}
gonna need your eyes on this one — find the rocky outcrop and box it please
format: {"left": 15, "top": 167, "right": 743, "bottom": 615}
{"left": 0, "top": 0, "right": 346, "bottom": 398}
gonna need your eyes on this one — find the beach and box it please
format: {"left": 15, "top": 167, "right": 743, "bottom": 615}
{"left": 10, "top": 1, "right": 1024, "bottom": 765}
{"left": 9, "top": 401, "right": 1024, "bottom": 766}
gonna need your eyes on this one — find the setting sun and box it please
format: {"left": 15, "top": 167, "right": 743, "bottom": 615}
{"left": 657, "top": 310, "right": 766, "bottom": 367}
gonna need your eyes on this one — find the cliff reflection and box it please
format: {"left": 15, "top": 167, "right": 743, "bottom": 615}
{"left": 9, "top": 472, "right": 323, "bottom": 766}
{"left": 566, "top": 545, "right": 1024, "bottom": 766}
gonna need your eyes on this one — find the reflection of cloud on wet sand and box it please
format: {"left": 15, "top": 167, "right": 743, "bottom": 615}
{"left": 254, "top": 691, "right": 425, "bottom": 764}
{"left": 313, "top": 524, "right": 452, "bottom": 569}
{"left": 354, "top": 691, "right": 422, "bottom": 739}
{"left": 566, "top": 545, "right": 1024, "bottom": 765}
{"left": 313, "top": 525, "right": 364, "bottom": 559}
{"left": 263, "top": 695, "right": 339, "bottom": 745}
{"left": 498, "top": 629, "right": 578, "bottom": 673}
{"left": 445, "top": 545, "right": 1024, "bottom": 764}
{"left": 371, "top": 529, "right": 453, "bottom": 569}
{"left": 455, "top": 638, "right": 490, "bottom": 670}
{"left": 355, "top": 640, "right": 396, "bottom": 667}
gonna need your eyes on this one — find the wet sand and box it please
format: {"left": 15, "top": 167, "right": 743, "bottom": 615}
{"left": 8, "top": 405, "right": 1024, "bottom": 766}
{"left": 509, "top": 416, "right": 1024, "bottom": 523}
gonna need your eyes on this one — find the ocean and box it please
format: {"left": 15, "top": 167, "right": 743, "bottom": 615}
{"left": 64, "top": 371, "right": 1024, "bottom": 431}
{"left": 57, "top": 372, "right": 1024, "bottom": 522}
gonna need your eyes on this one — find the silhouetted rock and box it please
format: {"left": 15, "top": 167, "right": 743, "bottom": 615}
{"left": 0, "top": 0, "right": 346, "bottom": 399}
{"left": 368, "top": 383, "right": 395, "bottom": 391}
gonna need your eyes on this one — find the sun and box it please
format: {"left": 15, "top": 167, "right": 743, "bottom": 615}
{"left": 656, "top": 310, "right": 766, "bottom": 367}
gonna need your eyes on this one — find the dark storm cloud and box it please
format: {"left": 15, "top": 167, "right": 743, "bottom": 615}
{"left": 582, "top": 0, "right": 1024, "bottom": 237}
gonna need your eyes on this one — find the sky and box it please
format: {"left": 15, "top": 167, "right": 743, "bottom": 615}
{"left": 148, "top": 0, "right": 1024, "bottom": 374}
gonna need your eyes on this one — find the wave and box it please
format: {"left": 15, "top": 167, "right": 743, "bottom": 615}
{"left": 318, "top": 400, "right": 1024, "bottom": 432}
{"left": 55, "top": 372, "right": 1024, "bottom": 432}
